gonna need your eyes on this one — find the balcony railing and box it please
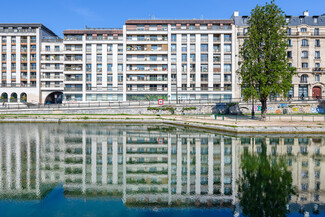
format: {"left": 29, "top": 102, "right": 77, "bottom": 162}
{"left": 0, "top": 29, "right": 36, "bottom": 33}
{"left": 313, "top": 67, "right": 325, "bottom": 72}
{"left": 64, "top": 87, "right": 83, "bottom": 91}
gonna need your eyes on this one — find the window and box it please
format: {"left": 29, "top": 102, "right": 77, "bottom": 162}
{"left": 301, "top": 39, "right": 308, "bottom": 46}
{"left": 201, "top": 44, "right": 208, "bottom": 52}
{"left": 190, "top": 54, "right": 195, "bottom": 62}
{"left": 224, "top": 64, "right": 232, "bottom": 72}
{"left": 45, "top": 46, "right": 50, "bottom": 51}
{"left": 299, "top": 17, "right": 304, "bottom": 24}
{"left": 201, "top": 54, "right": 208, "bottom": 62}
{"left": 302, "top": 63, "right": 308, "bottom": 68}
{"left": 301, "top": 28, "right": 307, "bottom": 32}
{"left": 190, "top": 44, "right": 195, "bottom": 52}
{"left": 118, "top": 74, "right": 123, "bottom": 82}
{"left": 118, "top": 64, "right": 123, "bottom": 72}
{"left": 171, "top": 34, "right": 176, "bottom": 42}
{"left": 287, "top": 51, "right": 292, "bottom": 58}
{"left": 182, "top": 34, "right": 187, "bottom": 42}
{"left": 314, "top": 17, "right": 318, "bottom": 24}
{"left": 287, "top": 39, "right": 292, "bottom": 47}
{"left": 201, "top": 64, "right": 208, "bottom": 72}
{"left": 181, "top": 44, "right": 187, "bottom": 52}
{"left": 55, "top": 46, "right": 60, "bottom": 52}
{"left": 224, "top": 35, "right": 231, "bottom": 42}
{"left": 300, "top": 74, "right": 308, "bottom": 83}
{"left": 224, "top": 44, "right": 231, "bottom": 52}
{"left": 314, "top": 28, "right": 319, "bottom": 36}
{"left": 315, "top": 51, "right": 320, "bottom": 59}
{"left": 96, "top": 64, "right": 102, "bottom": 72}
{"left": 171, "top": 44, "right": 176, "bottom": 52}
{"left": 287, "top": 28, "right": 291, "bottom": 35}
{"left": 201, "top": 34, "right": 208, "bottom": 42}
{"left": 315, "top": 74, "right": 320, "bottom": 82}
{"left": 97, "top": 44, "right": 102, "bottom": 52}
{"left": 301, "top": 51, "right": 308, "bottom": 58}
{"left": 182, "top": 54, "right": 187, "bottom": 62}
{"left": 298, "top": 85, "right": 308, "bottom": 98}
{"left": 315, "top": 39, "right": 320, "bottom": 47}
{"left": 107, "top": 64, "right": 112, "bottom": 72}
{"left": 200, "top": 25, "right": 207, "bottom": 30}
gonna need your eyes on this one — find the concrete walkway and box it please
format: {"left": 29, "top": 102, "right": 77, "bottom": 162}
{"left": 0, "top": 114, "right": 324, "bottom": 134}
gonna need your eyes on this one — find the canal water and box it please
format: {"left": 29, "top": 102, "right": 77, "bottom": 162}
{"left": 0, "top": 123, "right": 324, "bottom": 217}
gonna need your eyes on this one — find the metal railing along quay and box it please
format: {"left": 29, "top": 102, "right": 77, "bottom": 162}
{"left": 0, "top": 96, "right": 324, "bottom": 110}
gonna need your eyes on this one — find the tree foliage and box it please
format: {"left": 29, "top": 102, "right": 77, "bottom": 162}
{"left": 238, "top": 1, "right": 296, "bottom": 119}
{"left": 238, "top": 142, "right": 295, "bottom": 217}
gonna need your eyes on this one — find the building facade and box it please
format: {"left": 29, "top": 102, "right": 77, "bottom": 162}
{"left": 1, "top": 11, "right": 325, "bottom": 103}
{"left": 0, "top": 24, "right": 58, "bottom": 103}
{"left": 233, "top": 11, "right": 325, "bottom": 100}
{"left": 1, "top": 19, "right": 235, "bottom": 103}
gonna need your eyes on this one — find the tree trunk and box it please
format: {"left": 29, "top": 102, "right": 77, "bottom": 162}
{"left": 260, "top": 99, "right": 267, "bottom": 121}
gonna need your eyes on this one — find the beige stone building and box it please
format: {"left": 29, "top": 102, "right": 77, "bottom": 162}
{"left": 233, "top": 10, "right": 325, "bottom": 100}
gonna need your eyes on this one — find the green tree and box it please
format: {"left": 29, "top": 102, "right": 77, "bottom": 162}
{"left": 238, "top": 141, "right": 295, "bottom": 217}
{"left": 238, "top": 1, "right": 295, "bottom": 120}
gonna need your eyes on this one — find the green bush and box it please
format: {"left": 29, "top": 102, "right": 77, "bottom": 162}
{"left": 182, "top": 107, "right": 197, "bottom": 112}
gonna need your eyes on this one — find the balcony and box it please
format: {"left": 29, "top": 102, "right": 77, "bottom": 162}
{"left": 64, "top": 87, "right": 83, "bottom": 91}
{"left": 313, "top": 67, "right": 325, "bottom": 72}
{"left": 0, "top": 29, "right": 36, "bottom": 33}
{"left": 65, "top": 77, "right": 83, "bottom": 81}
{"left": 65, "top": 67, "right": 82, "bottom": 71}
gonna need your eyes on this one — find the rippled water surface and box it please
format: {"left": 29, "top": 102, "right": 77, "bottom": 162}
{"left": 0, "top": 123, "right": 324, "bottom": 217}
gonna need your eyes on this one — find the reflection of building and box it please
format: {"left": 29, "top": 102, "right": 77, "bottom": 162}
{"left": 0, "top": 123, "right": 324, "bottom": 213}
{"left": 237, "top": 136, "right": 325, "bottom": 206}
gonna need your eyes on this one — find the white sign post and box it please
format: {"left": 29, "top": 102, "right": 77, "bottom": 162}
{"left": 158, "top": 99, "right": 164, "bottom": 116}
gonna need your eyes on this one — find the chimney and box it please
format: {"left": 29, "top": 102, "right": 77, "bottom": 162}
{"left": 233, "top": 11, "right": 239, "bottom": 17}
{"left": 303, "top": 10, "right": 309, "bottom": 16}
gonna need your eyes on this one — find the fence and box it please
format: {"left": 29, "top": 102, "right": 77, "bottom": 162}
{"left": 0, "top": 97, "right": 324, "bottom": 110}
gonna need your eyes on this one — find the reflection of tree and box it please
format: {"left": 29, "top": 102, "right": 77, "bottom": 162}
{"left": 238, "top": 143, "right": 295, "bottom": 217}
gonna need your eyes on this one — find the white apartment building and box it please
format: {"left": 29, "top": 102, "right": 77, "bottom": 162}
{"left": 124, "top": 20, "right": 235, "bottom": 102}
{"left": 0, "top": 24, "right": 58, "bottom": 103}
{"left": 0, "top": 20, "right": 236, "bottom": 104}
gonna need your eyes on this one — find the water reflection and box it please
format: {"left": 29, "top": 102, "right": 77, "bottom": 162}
{"left": 238, "top": 143, "right": 295, "bottom": 217}
{"left": 0, "top": 123, "right": 324, "bottom": 215}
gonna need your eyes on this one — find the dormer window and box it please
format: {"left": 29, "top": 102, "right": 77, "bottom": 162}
{"left": 286, "top": 16, "right": 291, "bottom": 24}
{"left": 314, "top": 17, "right": 319, "bottom": 24}
{"left": 299, "top": 17, "right": 304, "bottom": 24}
{"left": 242, "top": 16, "right": 248, "bottom": 24}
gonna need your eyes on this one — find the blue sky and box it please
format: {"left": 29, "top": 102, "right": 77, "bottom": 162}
{"left": 1, "top": 0, "right": 325, "bottom": 36}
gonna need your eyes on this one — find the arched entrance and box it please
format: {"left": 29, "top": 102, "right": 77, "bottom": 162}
{"left": 10, "top": 93, "right": 17, "bottom": 102}
{"left": 1, "top": 93, "right": 8, "bottom": 102}
{"left": 312, "top": 86, "right": 322, "bottom": 99}
{"left": 20, "top": 93, "right": 27, "bottom": 103}
{"left": 45, "top": 91, "right": 63, "bottom": 104}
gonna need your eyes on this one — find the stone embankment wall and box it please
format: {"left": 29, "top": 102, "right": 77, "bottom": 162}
{"left": 0, "top": 101, "right": 324, "bottom": 115}
{"left": 240, "top": 101, "right": 325, "bottom": 114}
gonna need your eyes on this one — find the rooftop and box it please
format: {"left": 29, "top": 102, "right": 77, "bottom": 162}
{"left": 125, "top": 19, "right": 234, "bottom": 25}
{"left": 0, "top": 23, "right": 57, "bottom": 36}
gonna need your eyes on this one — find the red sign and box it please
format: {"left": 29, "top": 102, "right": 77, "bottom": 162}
{"left": 158, "top": 138, "right": 163, "bottom": 144}
{"left": 158, "top": 99, "right": 164, "bottom": 105}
